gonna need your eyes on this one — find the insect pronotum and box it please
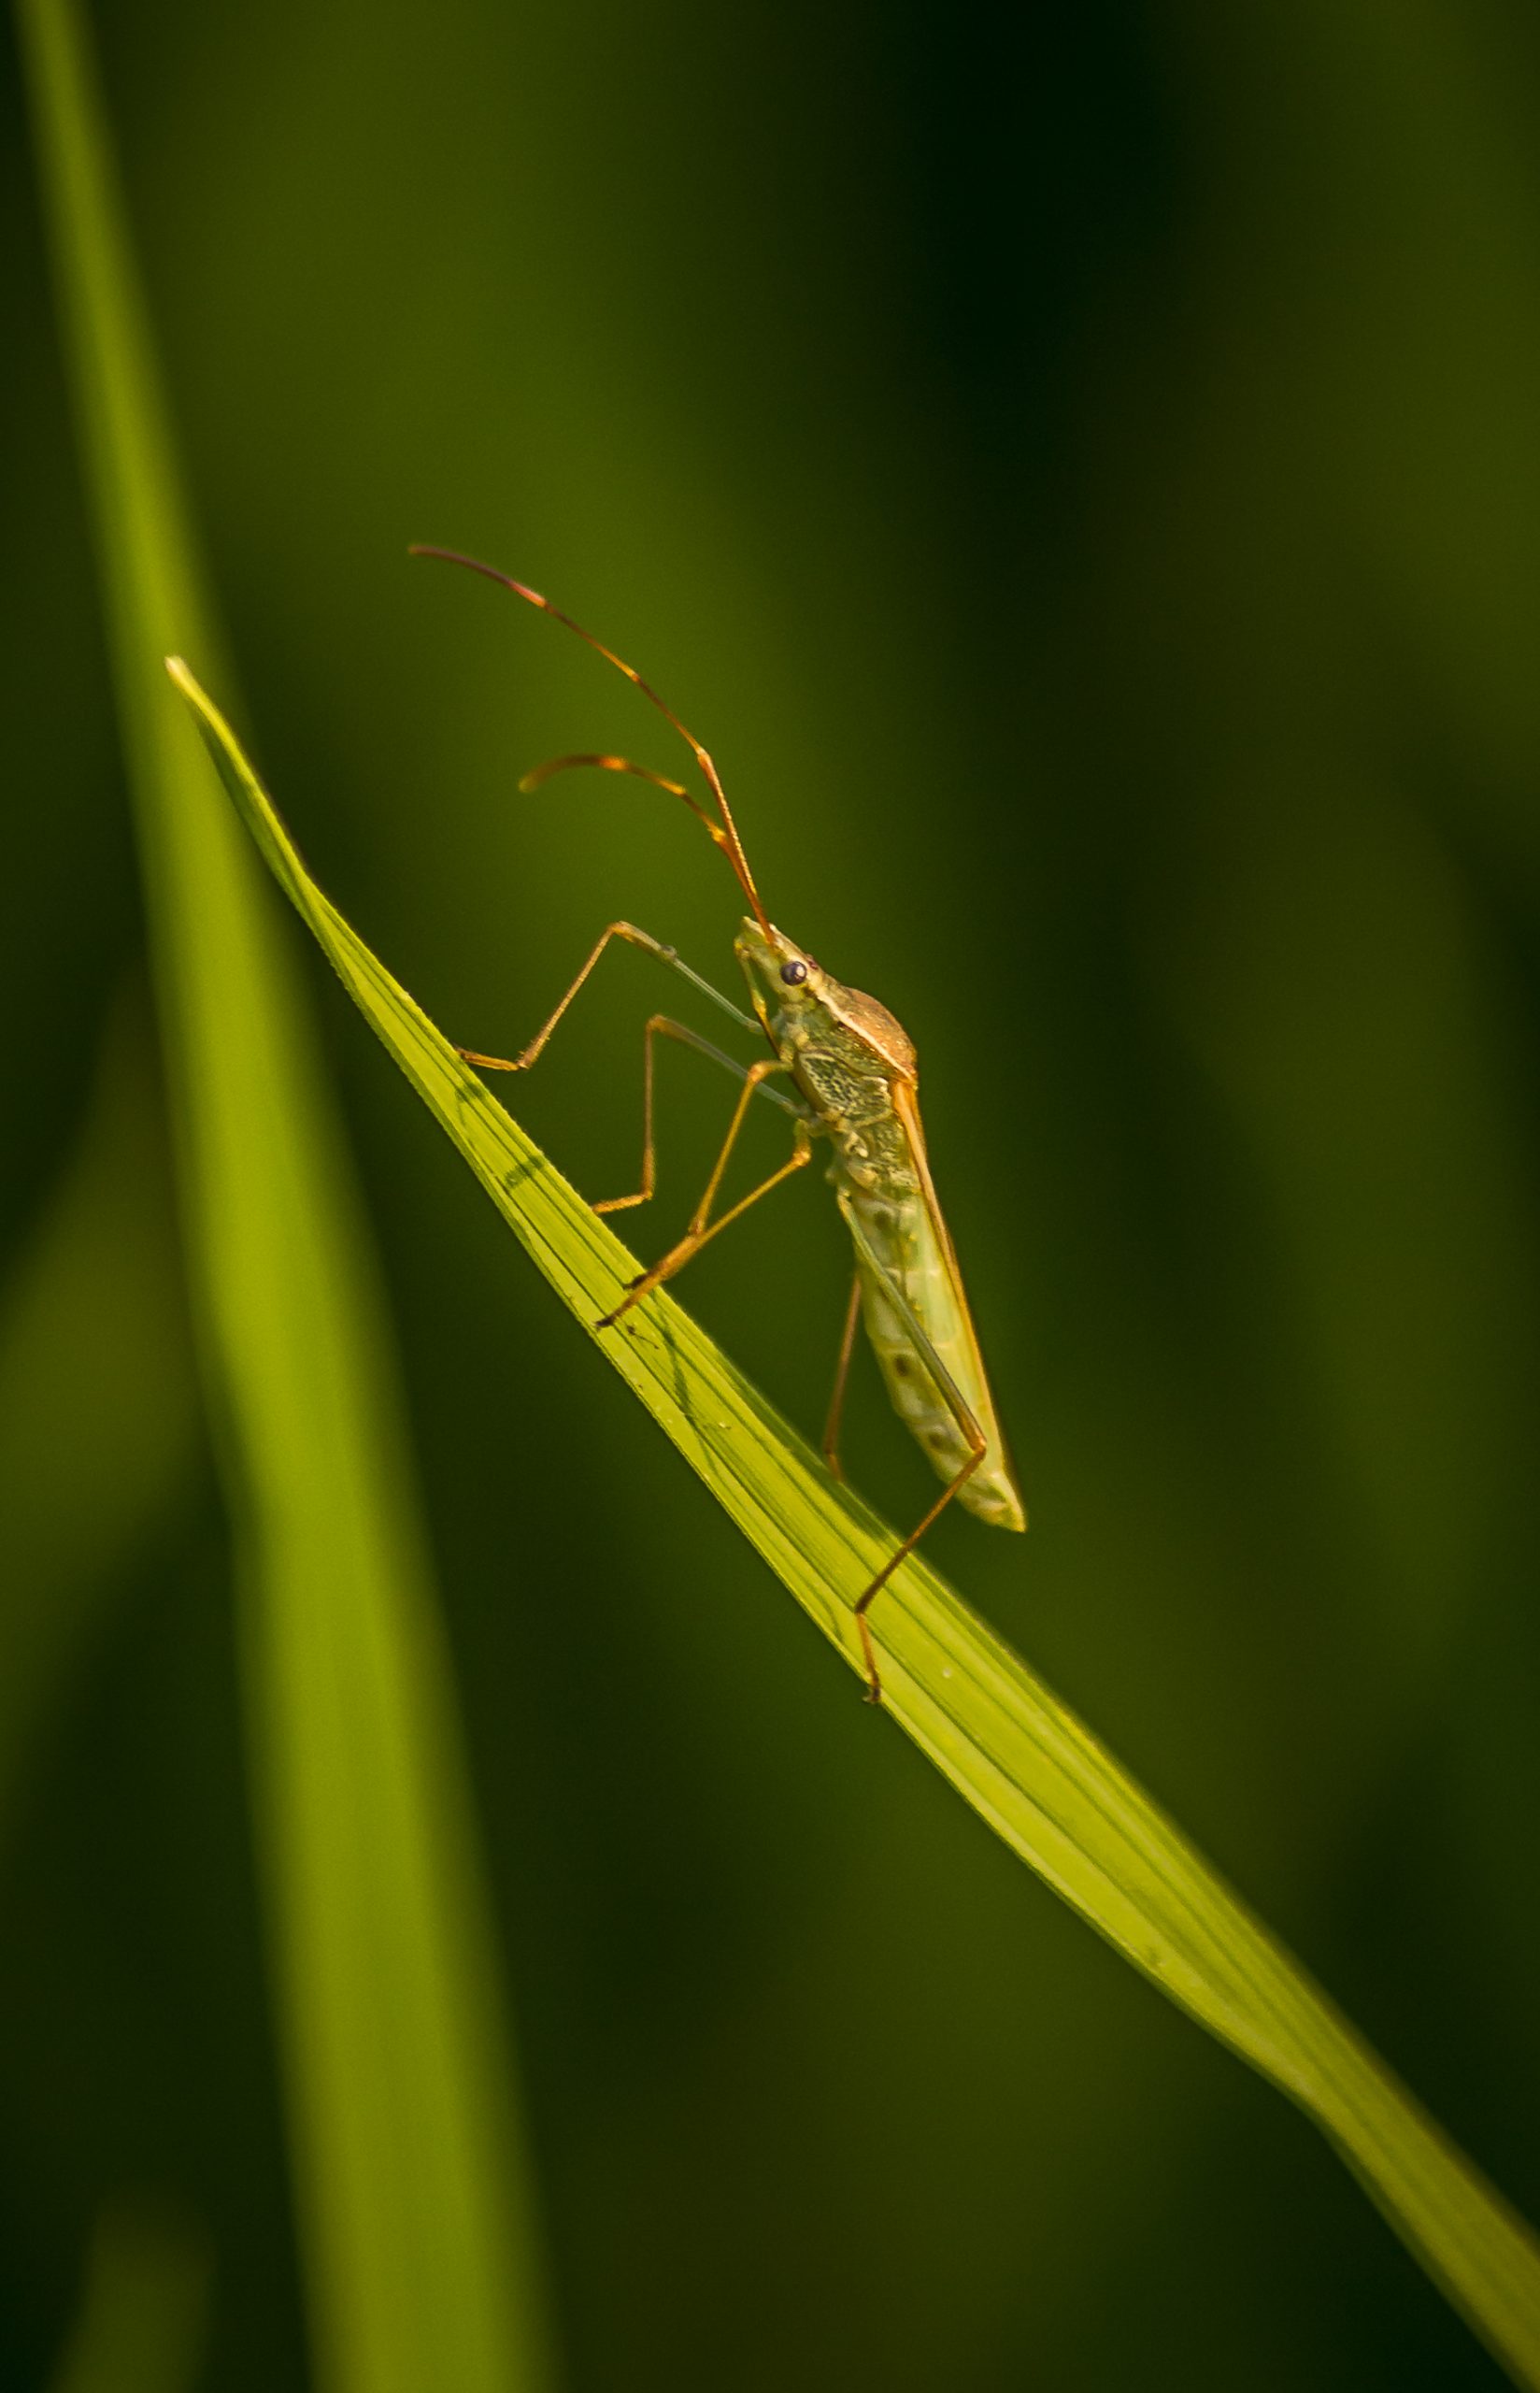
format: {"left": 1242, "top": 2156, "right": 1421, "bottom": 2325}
{"left": 411, "top": 546, "right": 1026, "bottom": 1701}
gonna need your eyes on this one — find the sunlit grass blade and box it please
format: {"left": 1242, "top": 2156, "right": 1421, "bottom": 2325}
{"left": 172, "top": 652, "right": 1540, "bottom": 2389}
{"left": 17, "top": 4, "right": 554, "bottom": 2387}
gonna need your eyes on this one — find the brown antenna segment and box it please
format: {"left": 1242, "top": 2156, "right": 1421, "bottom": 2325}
{"left": 408, "top": 545, "right": 773, "bottom": 939}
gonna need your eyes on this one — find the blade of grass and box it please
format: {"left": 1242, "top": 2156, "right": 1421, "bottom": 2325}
{"left": 172, "top": 652, "right": 1540, "bottom": 2390}
{"left": 16, "top": 5, "right": 555, "bottom": 2387}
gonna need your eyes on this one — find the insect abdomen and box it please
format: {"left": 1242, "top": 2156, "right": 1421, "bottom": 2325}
{"left": 847, "top": 1189, "right": 1024, "bottom": 1531}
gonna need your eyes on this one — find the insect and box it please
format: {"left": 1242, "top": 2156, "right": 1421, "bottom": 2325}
{"left": 411, "top": 546, "right": 1026, "bottom": 1700}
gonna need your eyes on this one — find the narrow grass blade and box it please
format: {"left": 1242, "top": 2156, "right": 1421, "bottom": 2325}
{"left": 172, "top": 654, "right": 1540, "bottom": 2390}
{"left": 17, "top": 5, "right": 555, "bottom": 2387}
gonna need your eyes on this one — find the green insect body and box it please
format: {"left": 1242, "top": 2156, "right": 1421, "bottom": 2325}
{"left": 735, "top": 920, "right": 1025, "bottom": 1536}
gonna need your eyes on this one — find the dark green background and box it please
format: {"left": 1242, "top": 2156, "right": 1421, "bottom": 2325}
{"left": 5, "top": 1, "right": 1540, "bottom": 2384}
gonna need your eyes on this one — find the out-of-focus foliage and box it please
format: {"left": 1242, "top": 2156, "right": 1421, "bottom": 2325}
{"left": 0, "top": 996, "right": 197, "bottom": 1853}
{"left": 3, "top": 1, "right": 1539, "bottom": 2388}
{"left": 48, "top": 2200, "right": 210, "bottom": 2393}
{"left": 15, "top": 0, "right": 551, "bottom": 2386}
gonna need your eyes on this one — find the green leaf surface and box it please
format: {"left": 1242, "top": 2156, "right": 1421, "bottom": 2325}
{"left": 172, "top": 652, "right": 1540, "bottom": 2390}
{"left": 17, "top": 3, "right": 554, "bottom": 2387}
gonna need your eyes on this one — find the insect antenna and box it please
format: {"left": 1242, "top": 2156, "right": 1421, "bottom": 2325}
{"left": 519, "top": 751, "right": 710, "bottom": 824}
{"left": 409, "top": 545, "right": 773, "bottom": 939}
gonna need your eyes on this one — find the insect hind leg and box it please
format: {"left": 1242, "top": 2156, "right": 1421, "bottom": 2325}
{"left": 851, "top": 1435, "right": 986, "bottom": 1703}
{"left": 835, "top": 1192, "right": 988, "bottom": 1704}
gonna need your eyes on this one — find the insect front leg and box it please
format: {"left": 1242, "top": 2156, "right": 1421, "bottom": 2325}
{"left": 454, "top": 918, "right": 759, "bottom": 1077}
{"left": 455, "top": 919, "right": 648, "bottom": 1073}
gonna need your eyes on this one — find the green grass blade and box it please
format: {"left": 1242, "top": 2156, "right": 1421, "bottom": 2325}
{"left": 172, "top": 653, "right": 1540, "bottom": 2390}
{"left": 17, "top": 5, "right": 554, "bottom": 2387}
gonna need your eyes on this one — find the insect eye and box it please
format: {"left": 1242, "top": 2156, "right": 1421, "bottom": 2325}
{"left": 779, "top": 959, "right": 808, "bottom": 986}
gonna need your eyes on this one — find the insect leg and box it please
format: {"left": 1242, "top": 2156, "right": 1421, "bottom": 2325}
{"left": 820, "top": 1271, "right": 863, "bottom": 1483}
{"left": 835, "top": 1194, "right": 987, "bottom": 1704}
{"left": 593, "top": 1015, "right": 803, "bottom": 1215}
{"left": 600, "top": 1061, "right": 814, "bottom": 1327}
{"left": 455, "top": 919, "right": 758, "bottom": 1074}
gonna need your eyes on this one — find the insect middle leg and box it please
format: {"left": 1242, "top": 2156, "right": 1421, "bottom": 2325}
{"left": 592, "top": 1014, "right": 800, "bottom": 1215}
{"left": 600, "top": 1059, "right": 814, "bottom": 1327}
{"left": 820, "top": 1271, "right": 863, "bottom": 1483}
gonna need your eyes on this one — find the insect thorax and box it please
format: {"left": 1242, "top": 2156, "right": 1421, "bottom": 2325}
{"left": 774, "top": 1009, "right": 919, "bottom": 1198}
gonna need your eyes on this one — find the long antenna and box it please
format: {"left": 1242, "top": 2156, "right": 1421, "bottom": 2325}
{"left": 409, "top": 545, "right": 773, "bottom": 939}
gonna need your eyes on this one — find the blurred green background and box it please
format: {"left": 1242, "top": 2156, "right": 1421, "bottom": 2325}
{"left": 5, "top": 0, "right": 1540, "bottom": 2385}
